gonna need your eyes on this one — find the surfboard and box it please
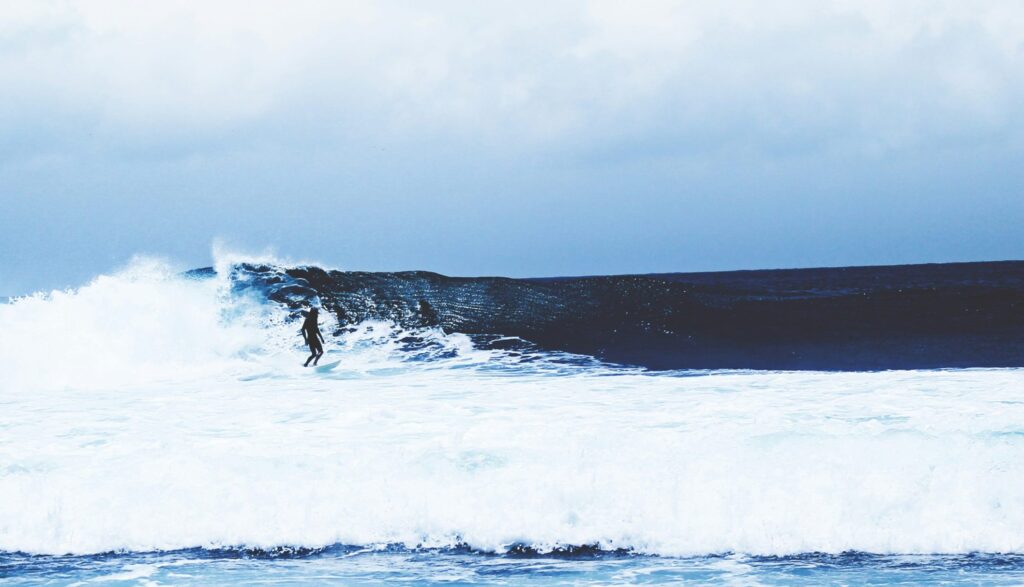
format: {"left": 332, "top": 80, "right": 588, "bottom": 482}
{"left": 314, "top": 360, "right": 341, "bottom": 373}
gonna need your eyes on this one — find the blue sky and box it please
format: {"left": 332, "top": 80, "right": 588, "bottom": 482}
{"left": 2, "top": 1, "right": 1023, "bottom": 294}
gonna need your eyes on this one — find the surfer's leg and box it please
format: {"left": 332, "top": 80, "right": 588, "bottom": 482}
{"left": 304, "top": 348, "right": 317, "bottom": 367}
{"left": 311, "top": 338, "right": 323, "bottom": 362}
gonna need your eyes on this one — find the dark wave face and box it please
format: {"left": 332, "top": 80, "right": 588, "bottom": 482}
{"left": 192, "top": 260, "right": 1024, "bottom": 371}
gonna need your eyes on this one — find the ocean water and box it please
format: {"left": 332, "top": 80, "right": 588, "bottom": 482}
{"left": 2, "top": 257, "right": 1024, "bottom": 585}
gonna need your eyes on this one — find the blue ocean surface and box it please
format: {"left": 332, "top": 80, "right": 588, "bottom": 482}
{"left": 2, "top": 256, "right": 1023, "bottom": 585}
{"left": 6, "top": 548, "right": 1024, "bottom": 585}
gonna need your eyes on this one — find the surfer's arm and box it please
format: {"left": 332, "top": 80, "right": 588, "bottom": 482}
{"left": 317, "top": 328, "right": 325, "bottom": 343}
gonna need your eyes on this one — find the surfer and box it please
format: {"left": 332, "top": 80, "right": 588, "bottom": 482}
{"left": 301, "top": 308, "right": 326, "bottom": 367}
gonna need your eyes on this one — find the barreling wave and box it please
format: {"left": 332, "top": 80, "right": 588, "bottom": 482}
{"left": 195, "top": 259, "right": 1024, "bottom": 371}
{"left": 10, "top": 255, "right": 1019, "bottom": 376}
{"left": 0, "top": 256, "right": 613, "bottom": 394}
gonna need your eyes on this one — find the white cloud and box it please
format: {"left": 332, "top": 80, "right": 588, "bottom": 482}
{"left": 1, "top": 0, "right": 1022, "bottom": 158}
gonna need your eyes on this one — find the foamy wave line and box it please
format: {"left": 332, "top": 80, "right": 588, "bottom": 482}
{"left": 3, "top": 368, "right": 1024, "bottom": 556}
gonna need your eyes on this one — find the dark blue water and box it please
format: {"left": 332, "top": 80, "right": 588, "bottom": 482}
{"left": 214, "top": 260, "right": 1024, "bottom": 371}
{"left": 6, "top": 548, "right": 1024, "bottom": 585}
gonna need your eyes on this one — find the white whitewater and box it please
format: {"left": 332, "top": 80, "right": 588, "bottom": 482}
{"left": 1, "top": 258, "right": 1023, "bottom": 557}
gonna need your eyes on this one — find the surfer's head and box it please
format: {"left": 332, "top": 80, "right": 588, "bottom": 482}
{"left": 309, "top": 307, "right": 319, "bottom": 316}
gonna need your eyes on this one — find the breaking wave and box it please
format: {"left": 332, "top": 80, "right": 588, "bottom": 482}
{"left": 1, "top": 254, "right": 1023, "bottom": 557}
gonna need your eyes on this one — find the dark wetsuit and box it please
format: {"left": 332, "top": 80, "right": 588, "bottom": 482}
{"left": 302, "top": 313, "right": 325, "bottom": 366}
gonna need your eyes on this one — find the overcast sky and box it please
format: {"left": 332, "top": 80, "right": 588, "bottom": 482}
{"left": 2, "top": 0, "right": 1023, "bottom": 293}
